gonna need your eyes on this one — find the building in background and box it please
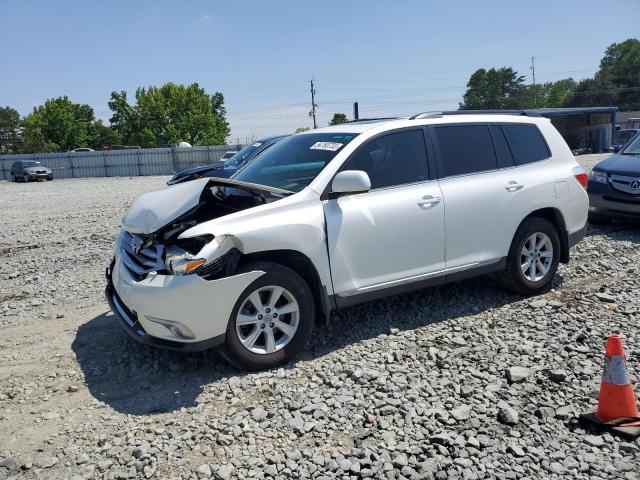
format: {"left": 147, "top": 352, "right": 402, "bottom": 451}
{"left": 529, "top": 107, "right": 617, "bottom": 153}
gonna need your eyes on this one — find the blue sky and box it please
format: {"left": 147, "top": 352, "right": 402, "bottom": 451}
{"left": 1, "top": 0, "right": 638, "bottom": 142}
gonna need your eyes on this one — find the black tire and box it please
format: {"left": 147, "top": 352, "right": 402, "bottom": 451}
{"left": 46, "top": 177, "right": 53, "bottom": 181}
{"left": 588, "top": 213, "right": 610, "bottom": 225}
{"left": 11, "top": 173, "right": 16, "bottom": 182}
{"left": 500, "top": 217, "right": 561, "bottom": 296}
{"left": 222, "top": 262, "right": 315, "bottom": 371}
{"left": 23, "top": 174, "right": 29, "bottom": 183}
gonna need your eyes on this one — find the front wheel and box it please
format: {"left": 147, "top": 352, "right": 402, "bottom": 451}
{"left": 223, "top": 262, "right": 314, "bottom": 370}
{"left": 500, "top": 217, "right": 561, "bottom": 296}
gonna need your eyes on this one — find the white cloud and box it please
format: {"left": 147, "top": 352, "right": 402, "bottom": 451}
{"left": 201, "top": 14, "right": 211, "bottom": 22}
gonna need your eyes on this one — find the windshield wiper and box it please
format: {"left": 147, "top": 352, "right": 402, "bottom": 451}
{"left": 206, "top": 177, "right": 293, "bottom": 198}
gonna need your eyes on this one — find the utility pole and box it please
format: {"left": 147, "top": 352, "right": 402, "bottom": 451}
{"left": 309, "top": 78, "right": 318, "bottom": 129}
{"left": 530, "top": 57, "right": 537, "bottom": 108}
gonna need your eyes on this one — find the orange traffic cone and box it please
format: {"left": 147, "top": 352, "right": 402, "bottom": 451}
{"left": 581, "top": 334, "right": 640, "bottom": 438}
{"left": 596, "top": 334, "right": 639, "bottom": 421}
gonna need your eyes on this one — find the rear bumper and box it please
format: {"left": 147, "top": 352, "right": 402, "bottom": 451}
{"left": 568, "top": 222, "right": 587, "bottom": 248}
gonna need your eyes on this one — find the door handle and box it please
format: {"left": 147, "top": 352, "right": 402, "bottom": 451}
{"left": 505, "top": 181, "right": 524, "bottom": 192}
{"left": 417, "top": 195, "right": 441, "bottom": 207}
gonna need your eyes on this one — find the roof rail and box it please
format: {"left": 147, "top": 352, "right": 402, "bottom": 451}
{"left": 411, "top": 109, "right": 542, "bottom": 119}
{"left": 345, "top": 117, "right": 402, "bottom": 124}
{"left": 409, "top": 112, "right": 443, "bottom": 120}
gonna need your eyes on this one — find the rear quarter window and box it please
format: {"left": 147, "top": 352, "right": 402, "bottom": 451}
{"left": 501, "top": 124, "right": 550, "bottom": 165}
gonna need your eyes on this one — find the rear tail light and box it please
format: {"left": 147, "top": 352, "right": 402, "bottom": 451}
{"left": 572, "top": 166, "right": 588, "bottom": 189}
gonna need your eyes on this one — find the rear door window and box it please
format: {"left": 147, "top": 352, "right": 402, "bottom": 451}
{"left": 501, "top": 124, "right": 550, "bottom": 165}
{"left": 434, "top": 125, "right": 497, "bottom": 177}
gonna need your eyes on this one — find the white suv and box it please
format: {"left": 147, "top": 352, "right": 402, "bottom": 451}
{"left": 106, "top": 112, "right": 588, "bottom": 370}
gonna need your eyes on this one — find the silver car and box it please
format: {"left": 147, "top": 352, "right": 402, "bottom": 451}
{"left": 10, "top": 161, "right": 53, "bottom": 182}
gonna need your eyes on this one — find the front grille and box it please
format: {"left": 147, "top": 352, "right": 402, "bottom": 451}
{"left": 118, "top": 230, "right": 165, "bottom": 280}
{"left": 610, "top": 174, "right": 640, "bottom": 195}
{"left": 36, "top": 170, "right": 47, "bottom": 174}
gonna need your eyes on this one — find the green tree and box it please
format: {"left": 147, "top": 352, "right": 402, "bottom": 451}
{"left": 295, "top": 127, "right": 310, "bottom": 133}
{"left": 567, "top": 38, "right": 640, "bottom": 110}
{"left": 109, "top": 82, "right": 230, "bottom": 147}
{"left": 89, "top": 120, "right": 122, "bottom": 150}
{"left": 329, "top": 113, "right": 348, "bottom": 126}
{"left": 20, "top": 97, "right": 97, "bottom": 152}
{"left": 459, "top": 67, "right": 526, "bottom": 109}
{"left": 0, "top": 106, "right": 21, "bottom": 154}
{"left": 522, "top": 78, "right": 577, "bottom": 108}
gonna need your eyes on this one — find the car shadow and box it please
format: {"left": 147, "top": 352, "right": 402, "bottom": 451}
{"left": 72, "top": 272, "right": 556, "bottom": 416}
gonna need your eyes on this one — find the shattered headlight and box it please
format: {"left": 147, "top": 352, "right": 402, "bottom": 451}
{"left": 164, "top": 245, "right": 206, "bottom": 276}
{"left": 169, "top": 257, "right": 206, "bottom": 275}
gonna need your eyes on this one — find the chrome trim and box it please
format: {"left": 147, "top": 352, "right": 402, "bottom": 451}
{"left": 117, "top": 231, "right": 165, "bottom": 277}
{"left": 337, "top": 258, "right": 503, "bottom": 297}
{"left": 610, "top": 174, "right": 640, "bottom": 195}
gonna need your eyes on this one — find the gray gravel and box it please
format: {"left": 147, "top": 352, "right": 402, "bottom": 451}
{"left": 1, "top": 161, "right": 639, "bottom": 479}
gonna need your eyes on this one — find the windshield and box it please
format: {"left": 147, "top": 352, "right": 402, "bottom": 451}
{"left": 224, "top": 142, "right": 264, "bottom": 166}
{"left": 232, "top": 132, "right": 359, "bottom": 192}
{"left": 23, "top": 161, "right": 41, "bottom": 168}
{"left": 622, "top": 134, "right": 640, "bottom": 155}
{"left": 614, "top": 130, "right": 638, "bottom": 145}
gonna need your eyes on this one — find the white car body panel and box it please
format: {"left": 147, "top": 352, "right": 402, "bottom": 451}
{"left": 181, "top": 189, "right": 334, "bottom": 294}
{"left": 324, "top": 180, "right": 445, "bottom": 294}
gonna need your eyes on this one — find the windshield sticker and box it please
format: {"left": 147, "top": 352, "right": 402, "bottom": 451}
{"left": 310, "top": 141, "right": 343, "bottom": 151}
{"left": 251, "top": 142, "right": 262, "bottom": 147}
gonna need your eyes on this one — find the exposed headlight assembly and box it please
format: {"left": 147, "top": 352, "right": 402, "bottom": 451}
{"left": 589, "top": 170, "right": 607, "bottom": 184}
{"left": 164, "top": 245, "right": 206, "bottom": 275}
{"left": 169, "top": 257, "right": 206, "bottom": 275}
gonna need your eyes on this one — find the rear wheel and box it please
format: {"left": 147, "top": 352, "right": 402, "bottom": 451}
{"left": 500, "top": 217, "right": 561, "bottom": 296}
{"left": 223, "top": 262, "right": 314, "bottom": 370}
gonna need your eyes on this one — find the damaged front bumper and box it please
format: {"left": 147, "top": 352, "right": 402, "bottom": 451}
{"left": 105, "top": 256, "right": 264, "bottom": 351}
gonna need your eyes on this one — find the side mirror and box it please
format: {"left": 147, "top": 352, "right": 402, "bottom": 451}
{"left": 331, "top": 170, "right": 371, "bottom": 195}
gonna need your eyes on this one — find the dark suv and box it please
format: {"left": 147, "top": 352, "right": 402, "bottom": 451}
{"left": 588, "top": 131, "right": 640, "bottom": 223}
{"left": 10, "top": 161, "right": 53, "bottom": 182}
{"left": 167, "top": 135, "right": 288, "bottom": 185}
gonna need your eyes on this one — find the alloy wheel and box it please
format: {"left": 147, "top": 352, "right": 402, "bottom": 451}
{"left": 520, "top": 232, "right": 553, "bottom": 282}
{"left": 235, "top": 285, "right": 300, "bottom": 355}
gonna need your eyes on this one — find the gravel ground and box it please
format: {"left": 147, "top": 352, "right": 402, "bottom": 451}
{"left": 1, "top": 156, "right": 639, "bottom": 480}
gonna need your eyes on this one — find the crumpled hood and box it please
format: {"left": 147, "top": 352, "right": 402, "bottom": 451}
{"left": 594, "top": 153, "right": 640, "bottom": 176}
{"left": 122, "top": 178, "right": 210, "bottom": 234}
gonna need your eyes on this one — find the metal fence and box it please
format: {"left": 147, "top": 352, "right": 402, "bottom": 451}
{"left": 0, "top": 145, "right": 238, "bottom": 180}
